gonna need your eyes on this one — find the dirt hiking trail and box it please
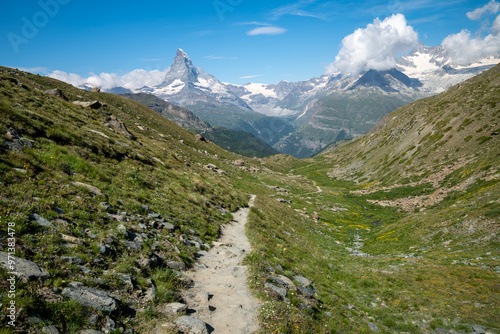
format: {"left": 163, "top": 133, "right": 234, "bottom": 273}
{"left": 182, "top": 195, "right": 259, "bottom": 333}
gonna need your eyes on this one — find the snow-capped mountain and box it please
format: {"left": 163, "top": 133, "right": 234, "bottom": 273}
{"left": 103, "top": 45, "right": 498, "bottom": 158}
{"left": 396, "top": 42, "right": 500, "bottom": 93}
{"left": 140, "top": 49, "right": 252, "bottom": 112}
{"left": 136, "top": 49, "right": 294, "bottom": 146}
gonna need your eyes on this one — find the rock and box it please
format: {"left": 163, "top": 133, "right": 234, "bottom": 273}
{"left": 41, "top": 325, "right": 60, "bottom": 334}
{"left": 159, "top": 222, "right": 175, "bottom": 231}
{"left": 62, "top": 282, "right": 118, "bottom": 312}
{"left": 108, "top": 116, "right": 136, "bottom": 140}
{"left": 60, "top": 233, "right": 84, "bottom": 245}
{"left": 99, "top": 245, "right": 114, "bottom": 256}
{"left": 162, "top": 302, "right": 188, "bottom": 315}
{"left": 91, "top": 87, "right": 101, "bottom": 93}
{"left": 167, "top": 261, "right": 186, "bottom": 271}
{"left": 277, "top": 198, "right": 292, "bottom": 204}
{"left": 265, "top": 283, "right": 287, "bottom": 299}
{"left": 204, "top": 164, "right": 218, "bottom": 171}
{"left": 26, "top": 315, "right": 46, "bottom": 325}
{"left": 471, "top": 325, "right": 486, "bottom": 333}
{"left": 71, "top": 182, "right": 103, "bottom": 196}
{"left": 87, "top": 314, "right": 99, "bottom": 326}
{"left": 234, "top": 159, "right": 245, "bottom": 166}
{"left": 78, "top": 265, "right": 94, "bottom": 275}
{"left": 297, "top": 286, "right": 315, "bottom": 298}
{"left": 72, "top": 100, "right": 102, "bottom": 109}
{"left": 368, "top": 322, "right": 380, "bottom": 332}
{"left": 102, "top": 316, "right": 115, "bottom": 333}
{"left": 61, "top": 256, "right": 87, "bottom": 265}
{"left": 145, "top": 285, "right": 156, "bottom": 302}
{"left": 0, "top": 252, "right": 50, "bottom": 282}
{"left": 79, "top": 330, "right": 104, "bottom": 334}
{"left": 29, "top": 213, "right": 57, "bottom": 229}
{"left": 175, "top": 316, "right": 209, "bottom": 334}
{"left": 270, "top": 276, "right": 296, "bottom": 291}
{"left": 312, "top": 214, "right": 320, "bottom": 220}
{"left": 44, "top": 88, "right": 67, "bottom": 100}
{"left": 195, "top": 134, "right": 207, "bottom": 142}
{"left": 121, "top": 240, "right": 142, "bottom": 250}
{"left": 294, "top": 275, "right": 312, "bottom": 287}
{"left": 52, "top": 207, "right": 64, "bottom": 215}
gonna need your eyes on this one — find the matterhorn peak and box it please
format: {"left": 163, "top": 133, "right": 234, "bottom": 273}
{"left": 176, "top": 48, "right": 189, "bottom": 59}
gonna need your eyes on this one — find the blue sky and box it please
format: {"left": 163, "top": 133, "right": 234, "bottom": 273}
{"left": 0, "top": 0, "right": 498, "bottom": 85}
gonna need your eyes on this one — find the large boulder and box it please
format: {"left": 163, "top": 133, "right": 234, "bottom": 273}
{"left": 62, "top": 282, "right": 118, "bottom": 312}
{"left": 0, "top": 252, "right": 50, "bottom": 282}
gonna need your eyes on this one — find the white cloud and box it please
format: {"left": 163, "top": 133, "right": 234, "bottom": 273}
{"left": 466, "top": 0, "right": 500, "bottom": 20}
{"left": 326, "top": 14, "right": 418, "bottom": 75}
{"left": 48, "top": 68, "right": 169, "bottom": 90}
{"left": 239, "top": 74, "right": 263, "bottom": 79}
{"left": 247, "top": 26, "right": 287, "bottom": 36}
{"left": 18, "top": 67, "right": 50, "bottom": 74}
{"left": 442, "top": 15, "right": 500, "bottom": 65}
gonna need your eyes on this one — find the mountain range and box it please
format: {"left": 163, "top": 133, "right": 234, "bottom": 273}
{"left": 102, "top": 44, "right": 499, "bottom": 158}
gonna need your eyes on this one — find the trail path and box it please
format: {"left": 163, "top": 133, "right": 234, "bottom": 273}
{"left": 182, "top": 195, "right": 259, "bottom": 333}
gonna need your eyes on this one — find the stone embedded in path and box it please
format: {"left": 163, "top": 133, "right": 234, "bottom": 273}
{"left": 41, "top": 325, "right": 60, "bottom": 334}
{"left": 62, "top": 282, "right": 118, "bottom": 312}
{"left": 174, "top": 316, "right": 209, "bottom": 334}
{"left": 0, "top": 252, "right": 50, "bottom": 282}
{"left": 162, "top": 302, "right": 188, "bottom": 315}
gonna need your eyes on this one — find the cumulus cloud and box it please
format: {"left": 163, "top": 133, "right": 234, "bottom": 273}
{"left": 326, "top": 14, "right": 418, "bottom": 75}
{"left": 466, "top": 0, "right": 500, "bottom": 20}
{"left": 247, "top": 26, "right": 287, "bottom": 36}
{"left": 48, "top": 68, "right": 169, "bottom": 90}
{"left": 442, "top": 1, "right": 500, "bottom": 66}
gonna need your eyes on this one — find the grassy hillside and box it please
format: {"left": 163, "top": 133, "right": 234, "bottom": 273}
{"left": 275, "top": 89, "right": 414, "bottom": 158}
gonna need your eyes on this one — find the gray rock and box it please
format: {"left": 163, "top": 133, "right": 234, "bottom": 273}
{"left": 44, "top": 88, "right": 67, "bottom": 100}
{"left": 297, "top": 286, "right": 315, "bottom": 298}
{"left": 294, "top": 275, "right": 312, "bottom": 287}
{"left": 87, "top": 314, "right": 99, "bottom": 326}
{"left": 26, "top": 315, "right": 47, "bottom": 325}
{"left": 52, "top": 207, "right": 64, "bottom": 215}
{"left": 121, "top": 240, "right": 142, "bottom": 250}
{"left": 42, "top": 325, "right": 60, "bottom": 334}
{"left": 79, "top": 330, "right": 104, "bottom": 334}
{"left": 102, "top": 316, "right": 115, "bottom": 333}
{"left": 265, "top": 283, "right": 287, "bottom": 299}
{"left": 145, "top": 285, "right": 156, "bottom": 302}
{"left": 99, "top": 245, "right": 113, "bottom": 256}
{"left": 72, "top": 100, "right": 102, "bottom": 109}
{"left": 0, "top": 252, "right": 50, "bottom": 282}
{"left": 29, "top": 213, "right": 57, "bottom": 229}
{"left": 174, "top": 316, "right": 209, "bottom": 334}
{"left": 62, "top": 282, "right": 118, "bottom": 312}
{"left": 78, "top": 265, "right": 94, "bottom": 275}
{"left": 369, "top": 322, "right": 380, "bottom": 333}
{"left": 167, "top": 261, "right": 186, "bottom": 271}
{"left": 140, "top": 204, "right": 150, "bottom": 212}
{"left": 163, "top": 302, "right": 187, "bottom": 314}
{"left": 61, "top": 256, "right": 87, "bottom": 265}
{"left": 160, "top": 222, "right": 175, "bottom": 231}
{"left": 471, "top": 325, "right": 486, "bottom": 334}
